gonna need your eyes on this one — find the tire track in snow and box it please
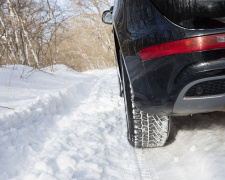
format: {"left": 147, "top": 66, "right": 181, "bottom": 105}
{"left": 82, "top": 70, "right": 141, "bottom": 179}
{"left": 135, "top": 149, "right": 154, "bottom": 180}
{"left": 135, "top": 147, "right": 186, "bottom": 180}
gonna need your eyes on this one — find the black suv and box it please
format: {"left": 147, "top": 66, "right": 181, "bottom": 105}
{"left": 102, "top": 0, "right": 225, "bottom": 148}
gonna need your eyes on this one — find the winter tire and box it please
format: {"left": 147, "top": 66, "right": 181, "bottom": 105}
{"left": 121, "top": 54, "right": 171, "bottom": 148}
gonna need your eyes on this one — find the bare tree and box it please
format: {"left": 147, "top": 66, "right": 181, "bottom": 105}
{"left": 0, "top": 0, "right": 67, "bottom": 69}
{"left": 55, "top": 0, "right": 115, "bottom": 71}
{"left": 0, "top": 0, "right": 115, "bottom": 72}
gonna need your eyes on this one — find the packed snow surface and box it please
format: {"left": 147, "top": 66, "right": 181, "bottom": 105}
{"left": 0, "top": 65, "right": 225, "bottom": 180}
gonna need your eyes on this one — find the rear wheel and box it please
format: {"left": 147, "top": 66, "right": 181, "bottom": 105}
{"left": 121, "top": 55, "right": 171, "bottom": 148}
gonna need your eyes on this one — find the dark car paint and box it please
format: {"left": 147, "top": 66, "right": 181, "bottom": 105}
{"left": 151, "top": 0, "right": 225, "bottom": 29}
{"left": 112, "top": 0, "right": 225, "bottom": 115}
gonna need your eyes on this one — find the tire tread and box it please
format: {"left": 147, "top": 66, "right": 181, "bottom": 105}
{"left": 132, "top": 108, "right": 170, "bottom": 148}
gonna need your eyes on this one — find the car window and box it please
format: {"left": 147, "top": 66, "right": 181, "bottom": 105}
{"left": 150, "top": 0, "right": 225, "bottom": 29}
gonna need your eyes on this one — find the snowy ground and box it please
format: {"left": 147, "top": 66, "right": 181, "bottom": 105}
{"left": 0, "top": 65, "right": 225, "bottom": 180}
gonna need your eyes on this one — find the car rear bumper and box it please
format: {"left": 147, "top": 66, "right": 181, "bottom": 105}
{"left": 134, "top": 76, "right": 225, "bottom": 116}
{"left": 173, "top": 75, "right": 225, "bottom": 115}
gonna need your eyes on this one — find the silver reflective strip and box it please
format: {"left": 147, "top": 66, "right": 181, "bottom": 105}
{"left": 217, "top": 36, "right": 225, "bottom": 43}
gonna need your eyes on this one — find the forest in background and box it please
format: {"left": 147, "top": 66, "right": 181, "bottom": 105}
{"left": 0, "top": 0, "right": 114, "bottom": 72}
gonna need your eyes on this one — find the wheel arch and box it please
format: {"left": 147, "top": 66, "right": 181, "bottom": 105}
{"left": 113, "top": 28, "right": 122, "bottom": 76}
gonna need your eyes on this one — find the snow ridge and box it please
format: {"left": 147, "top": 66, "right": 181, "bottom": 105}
{"left": 0, "top": 83, "right": 91, "bottom": 131}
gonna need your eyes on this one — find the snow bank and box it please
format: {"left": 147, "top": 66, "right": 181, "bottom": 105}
{"left": 0, "top": 65, "right": 139, "bottom": 180}
{"left": 0, "top": 65, "right": 94, "bottom": 130}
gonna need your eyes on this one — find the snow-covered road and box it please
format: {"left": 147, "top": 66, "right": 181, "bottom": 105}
{"left": 138, "top": 112, "right": 225, "bottom": 180}
{"left": 1, "top": 65, "right": 225, "bottom": 180}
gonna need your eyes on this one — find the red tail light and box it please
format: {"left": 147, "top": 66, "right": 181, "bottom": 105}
{"left": 139, "top": 33, "right": 225, "bottom": 61}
